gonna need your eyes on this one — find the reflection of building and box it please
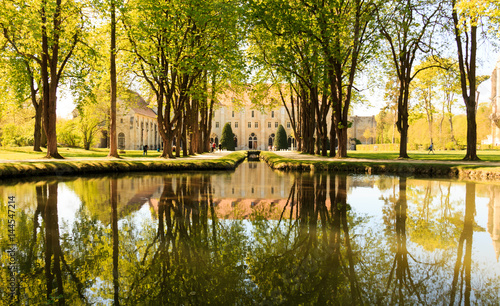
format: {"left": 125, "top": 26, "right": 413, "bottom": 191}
{"left": 488, "top": 57, "right": 500, "bottom": 146}
{"left": 488, "top": 186, "right": 500, "bottom": 261}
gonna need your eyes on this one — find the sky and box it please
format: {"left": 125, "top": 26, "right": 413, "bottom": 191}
{"left": 56, "top": 51, "right": 500, "bottom": 119}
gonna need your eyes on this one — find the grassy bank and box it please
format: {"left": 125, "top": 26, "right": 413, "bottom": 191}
{"left": 260, "top": 152, "right": 500, "bottom": 180}
{"left": 0, "top": 151, "right": 246, "bottom": 180}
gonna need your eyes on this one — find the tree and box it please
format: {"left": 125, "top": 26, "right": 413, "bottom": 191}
{"left": 274, "top": 124, "right": 288, "bottom": 150}
{"left": 412, "top": 57, "right": 440, "bottom": 145}
{"left": 108, "top": 0, "right": 119, "bottom": 158}
{"left": 377, "top": 0, "right": 444, "bottom": 159}
{"left": 78, "top": 102, "right": 106, "bottom": 150}
{"left": 220, "top": 123, "right": 235, "bottom": 151}
{"left": 0, "top": 0, "right": 90, "bottom": 158}
{"left": 449, "top": 0, "right": 492, "bottom": 160}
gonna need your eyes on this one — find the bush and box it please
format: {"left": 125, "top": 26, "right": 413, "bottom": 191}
{"left": 220, "top": 123, "right": 235, "bottom": 151}
{"left": 274, "top": 124, "right": 288, "bottom": 150}
{"left": 58, "top": 119, "right": 81, "bottom": 147}
{"left": 1, "top": 123, "right": 33, "bottom": 147}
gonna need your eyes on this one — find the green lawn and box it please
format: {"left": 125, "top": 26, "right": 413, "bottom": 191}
{"left": 0, "top": 146, "right": 165, "bottom": 160}
{"left": 346, "top": 150, "right": 500, "bottom": 162}
{"left": 3, "top": 146, "right": 500, "bottom": 163}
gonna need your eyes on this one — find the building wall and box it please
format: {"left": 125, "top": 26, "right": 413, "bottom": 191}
{"left": 211, "top": 105, "right": 294, "bottom": 150}
{"left": 116, "top": 109, "right": 162, "bottom": 151}
{"left": 348, "top": 115, "right": 377, "bottom": 144}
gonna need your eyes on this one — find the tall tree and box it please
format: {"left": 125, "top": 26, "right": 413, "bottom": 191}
{"left": 450, "top": 0, "right": 479, "bottom": 160}
{"left": 108, "top": 0, "right": 119, "bottom": 158}
{"left": 0, "top": 0, "right": 89, "bottom": 158}
{"left": 377, "top": 0, "right": 443, "bottom": 159}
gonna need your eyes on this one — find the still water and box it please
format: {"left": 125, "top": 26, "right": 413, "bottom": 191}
{"left": 1, "top": 161, "right": 499, "bottom": 305}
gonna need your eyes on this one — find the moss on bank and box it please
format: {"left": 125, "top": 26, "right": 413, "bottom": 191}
{"left": 0, "top": 152, "right": 246, "bottom": 180}
{"left": 260, "top": 152, "right": 500, "bottom": 181}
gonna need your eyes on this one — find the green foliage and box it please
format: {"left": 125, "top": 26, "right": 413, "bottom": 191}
{"left": 274, "top": 124, "right": 288, "bottom": 150}
{"left": 1, "top": 123, "right": 33, "bottom": 147}
{"left": 220, "top": 123, "right": 235, "bottom": 151}
{"left": 57, "top": 119, "right": 81, "bottom": 148}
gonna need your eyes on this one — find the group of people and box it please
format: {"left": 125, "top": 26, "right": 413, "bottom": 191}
{"left": 210, "top": 142, "right": 221, "bottom": 152}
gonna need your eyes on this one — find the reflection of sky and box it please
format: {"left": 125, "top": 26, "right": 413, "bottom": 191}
{"left": 58, "top": 183, "right": 82, "bottom": 235}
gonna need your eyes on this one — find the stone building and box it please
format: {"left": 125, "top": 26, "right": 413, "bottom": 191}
{"left": 113, "top": 92, "right": 162, "bottom": 151}
{"left": 211, "top": 89, "right": 376, "bottom": 150}
{"left": 109, "top": 89, "right": 376, "bottom": 151}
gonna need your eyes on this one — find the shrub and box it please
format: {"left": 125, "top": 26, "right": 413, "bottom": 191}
{"left": 274, "top": 124, "right": 288, "bottom": 150}
{"left": 1, "top": 123, "right": 33, "bottom": 147}
{"left": 220, "top": 123, "right": 235, "bottom": 151}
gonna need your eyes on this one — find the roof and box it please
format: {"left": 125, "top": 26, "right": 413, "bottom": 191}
{"left": 120, "top": 91, "right": 157, "bottom": 118}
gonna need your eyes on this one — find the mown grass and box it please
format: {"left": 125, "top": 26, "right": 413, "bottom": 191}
{"left": 260, "top": 151, "right": 500, "bottom": 181}
{"left": 0, "top": 146, "right": 165, "bottom": 160}
{"left": 347, "top": 150, "right": 500, "bottom": 162}
{"left": 0, "top": 149, "right": 246, "bottom": 179}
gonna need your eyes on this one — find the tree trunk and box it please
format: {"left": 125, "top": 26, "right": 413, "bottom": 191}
{"left": 108, "top": 0, "right": 119, "bottom": 158}
{"left": 41, "top": 0, "right": 63, "bottom": 159}
{"left": 33, "top": 99, "right": 43, "bottom": 152}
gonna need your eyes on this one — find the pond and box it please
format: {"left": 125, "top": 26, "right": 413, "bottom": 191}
{"left": 1, "top": 161, "right": 499, "bottom": 304}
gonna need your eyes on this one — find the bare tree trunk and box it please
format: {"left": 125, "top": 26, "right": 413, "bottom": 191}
{"left": 108, "top": 0, "right": 119, "bottom": 158}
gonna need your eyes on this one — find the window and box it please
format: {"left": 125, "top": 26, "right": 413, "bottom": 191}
{"left": 235, "top": 122, "right": 239, "bottom": 128}
{"left": 232, "top": 111, "right": 234, "bottom": 117}
{"left": 120, "top": 118, "right": 124, "bottom": 123}
{"left": 255, "top": 122, "right": 258, "bottom": 128}
{"left": 271, "top": 111, "right": 274, "bottom": 118}
{"left": 252, "top": 110, "right": 254, "bottom": 117}
{"left": 248, "top": 122, "right": 251, "bottom": 128}
{"left": 287, "top": 122, "right": 291, "bottom": 128}
{"left": 216, "top": 122, "right": 219, "bottom": 128}
{"left": 275, "top": 122, "right": 278, "bottom": 128}
{"left": 268, "top": 122, "right": 271, "bottom": 128}
{"left": 118, "top": 133, "right": 125, "bottom": 150}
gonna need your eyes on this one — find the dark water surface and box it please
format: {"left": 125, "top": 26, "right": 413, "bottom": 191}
{"left": 1, "top": 161, "right": 499, "bottom": 305}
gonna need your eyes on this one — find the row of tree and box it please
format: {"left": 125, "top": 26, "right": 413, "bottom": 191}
{"left": 0, "top": 0, "right": 499, "bottom": 159}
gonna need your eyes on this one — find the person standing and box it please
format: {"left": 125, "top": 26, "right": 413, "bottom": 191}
{"left": 143, "top": 144, "right": 148, "bottom": 156}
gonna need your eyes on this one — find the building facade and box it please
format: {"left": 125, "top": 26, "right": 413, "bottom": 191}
{"left": 115, "top": 93, "right": 162, "bottom": 151}
{"left": 113, "top": 90, "right": 376, "bottom": 151}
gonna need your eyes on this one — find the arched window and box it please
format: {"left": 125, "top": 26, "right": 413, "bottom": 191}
{"left": 248, "top": 133, "right": 257, "bottom": 149}
{"left": 268, "top": 133, "right": 275, "bottom": 148}
{"left": 118, "top": 133, "right": 125, "bottom": 150}
{"left": 234, "top": 136, "right": 238, "bottom": 148}
{"left": 288, "top": 136, "right": 295, "bottom": 149}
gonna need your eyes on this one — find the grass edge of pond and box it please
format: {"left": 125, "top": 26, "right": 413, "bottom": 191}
{"left": 260, "top": 151, "right": 500, "bottom": 181}
{"left": 0, "top": 152, "right": 247, "bottom": 180}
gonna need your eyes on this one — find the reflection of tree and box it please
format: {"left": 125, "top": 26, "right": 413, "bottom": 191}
{"left": 43, "top": 182, "right": 65, "bottom": 304}
{"left": 124, "top": 175, "right": 249, "bottom": 304}
{"left": 380, "top": 177, "right": 422, "bottom": 304}
{"left": 111, "top": 178, "right": 120, "bottom": 305}
{"left": 247, "top": 174, "right": 362, "bottom": 304}
{"left": 449, "top": 182, "right": 475, "bottom": 305}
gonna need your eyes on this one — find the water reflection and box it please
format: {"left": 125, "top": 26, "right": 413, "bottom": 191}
{"left": 0, "top": 164, "right": 499, "bottom": 304}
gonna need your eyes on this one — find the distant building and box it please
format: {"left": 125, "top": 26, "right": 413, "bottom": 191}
{"left": 100, "top": 89, "right": 376, "bottom": 151}
{"left": 211, "top": 89, "right": 376, "bottom": 150}
{"left": 96, "top": 92, "right": 162, "bottom": 151}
